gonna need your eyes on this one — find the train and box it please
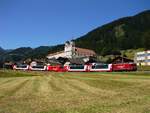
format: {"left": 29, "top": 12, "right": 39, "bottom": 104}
{"left": 13, "top": 62, "right": 137, "bottom": 72}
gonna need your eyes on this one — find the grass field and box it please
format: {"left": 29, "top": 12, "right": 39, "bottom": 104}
{"left": 0, "top": 70, "right": 150, "bottom": 113}
{"left": 138, "top": 66, "right": 150, "bottom": 71}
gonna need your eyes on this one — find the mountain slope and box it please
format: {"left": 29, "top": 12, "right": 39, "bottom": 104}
{"left": 75, "top": 10, "right": 150, "bottom": 55}
{"left": 0, "top": 10, "right": 150, "bottom": 62}
{"left": 0, "top": 45, "right": 64, "bottom": 62}
{"left": 0, "top": 47, "right": 5, "bottom": 55}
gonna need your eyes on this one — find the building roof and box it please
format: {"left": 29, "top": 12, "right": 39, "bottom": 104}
{"left": 75, "top": 47, "right": 96, "bottom": 56}
{"left": 68, "top": 58, "right": 85, "bottom": 64}
{"left": 111, "top": 57, "right": 134, "bottom": 64}
{"left": 47, "top": 58, "right": 62, "bottom": 65}
{"left": 137, "top": 50, "right": 150, "bottom": 55}
{"left": 47, "top": 51, "right": 64, "bottom": 57}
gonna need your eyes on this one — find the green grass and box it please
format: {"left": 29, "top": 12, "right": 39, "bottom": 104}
{"left": 137, "top": 66, "right": 150, "bottom": 71}
{"left": 0, "top": 70, "right": 150, "bottom": 113}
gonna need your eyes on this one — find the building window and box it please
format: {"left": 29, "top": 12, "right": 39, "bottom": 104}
{"left": 147, "top": 59, "right": 150, "bottom": 62}
{"left": 147, "top": 53, "right": 150, "bottom": 56}
{"left": 137, "top": 54, "right": 146, "bottom": 57}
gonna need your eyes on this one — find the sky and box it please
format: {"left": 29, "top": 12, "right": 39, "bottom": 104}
{"left": 0, "top": 0, "right": 150, "bottom": 49}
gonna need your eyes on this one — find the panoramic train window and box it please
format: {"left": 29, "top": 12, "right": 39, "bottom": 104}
{"left": 92, "top": 64, "right": 108, "bottom": 69}
{"left": 70, "top": 65, "right": 85, "bottom": 69}
{"left": 17, "top": 64, "right": 28, "bottom": 68}
{"left": 32, "top": 65, "right": 45, "bottom": 68}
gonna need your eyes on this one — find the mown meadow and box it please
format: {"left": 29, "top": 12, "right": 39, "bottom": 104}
{"left": 0, "top": 70, "right": 150, "bottom": 113}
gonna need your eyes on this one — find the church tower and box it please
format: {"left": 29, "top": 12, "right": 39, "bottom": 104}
{"left": 64, "top": 40, "right": 75, "bottom": 58}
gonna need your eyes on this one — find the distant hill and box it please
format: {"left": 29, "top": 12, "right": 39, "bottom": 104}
{"left": 0, "top": 47, "right": 5, "bottom": 55}
{"left": 0, "top": 10, "right": 150, "bottom": 62}
{"left": 26, "top": 45, "right": 64, "bottom": 59}
{"left": 75, "top": 10, "right": 150, "bottom": 55}
{"left": 0, "top": 45, "right": 64, "bottom": 62}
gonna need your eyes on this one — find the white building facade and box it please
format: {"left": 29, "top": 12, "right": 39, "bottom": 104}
{"left": 135, "top": 50, "right": 150, "bottom": 66}
{"left": 64, "top": 41, "right": 76, "bottom": 58}
{"left": 47, "top": 41, "right": 96, "bottom": 59}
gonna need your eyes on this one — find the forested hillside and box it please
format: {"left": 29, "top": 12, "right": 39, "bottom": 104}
{"left": 75, "top": 10, "right": 150, "bottom": 55}
{"left": 0, "top": 45, "right": 64, "bottom": 62}
{"left": 0, "top": 10, "right": 150, "bottom": 62}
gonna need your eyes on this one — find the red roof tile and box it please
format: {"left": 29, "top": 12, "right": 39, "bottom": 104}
{"left": 75, "top": 47, "right": 96, "bottom": 56}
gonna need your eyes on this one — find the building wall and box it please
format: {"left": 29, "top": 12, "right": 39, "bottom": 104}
{"left": 47, "top": 41, "right": 76, "bottom": 59}
{"left": 64, "top": 41, "right": 75, "bottom": 58}
{"left": 135, "top": 50, "right": 150, "bottom": 66}
{"left": 47, "top": 41, "right": 96, "bottom": 59}
{"left": 47, "top": 52, "right": 66, "bottom": 59}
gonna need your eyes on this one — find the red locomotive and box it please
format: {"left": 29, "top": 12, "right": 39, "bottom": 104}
{"left": 112, "top": 63, "right": 137, "bottom": 71}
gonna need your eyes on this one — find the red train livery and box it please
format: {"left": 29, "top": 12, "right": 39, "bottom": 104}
{"left": 13, "top": 63, "right": 137, "bottom": 72}
{"left": 47, "top": 65, "right": 67, "bottom": 72}
{"left": 112, "top": 63, "right": 137, "bottom": 71}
